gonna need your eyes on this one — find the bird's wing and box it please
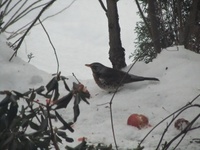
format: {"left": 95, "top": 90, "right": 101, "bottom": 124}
{"left": 99, "top": 67, "right": 130, "bottom": 84}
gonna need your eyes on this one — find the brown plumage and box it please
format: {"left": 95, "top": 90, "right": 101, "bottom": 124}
{"left": 85, "top": 62, "right": 159, "bottom": 92}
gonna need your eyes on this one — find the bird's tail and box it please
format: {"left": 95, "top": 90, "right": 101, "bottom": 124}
{"left": 129, "top": 75, "right": 159, "bottom": 83}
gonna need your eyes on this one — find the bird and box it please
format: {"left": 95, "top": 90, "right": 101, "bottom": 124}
{"left": 85, "top": 62, "right": 159, "bottom": 92}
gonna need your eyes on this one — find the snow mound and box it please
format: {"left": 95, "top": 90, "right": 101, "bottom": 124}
{"left": 0, "top": 34, "right": 51, "bottom": 91}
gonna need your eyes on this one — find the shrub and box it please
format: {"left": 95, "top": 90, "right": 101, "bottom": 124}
{"left": 0, "top": 73, "right": 90, "bottom": 149}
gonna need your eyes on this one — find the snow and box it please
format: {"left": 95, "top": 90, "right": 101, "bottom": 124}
{"left": 1, "top": 0, "right": 200, "bottom": 149}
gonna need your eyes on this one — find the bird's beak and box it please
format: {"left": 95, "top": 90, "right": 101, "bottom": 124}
{"left": 85, "top": 64, "right": 91, "bottom": 67}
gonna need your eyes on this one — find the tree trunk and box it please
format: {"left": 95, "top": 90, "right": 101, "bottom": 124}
{"left": 177, "top": 0, "right": 184, "bottom": 44}
{"left": 148, "top": 0, "right": 161, "bottom": 53}
{"left": 184, "top": 0, "right": 199, "bottom": 50}
{"left": 106, "top": 0, "right": 126, "bottom": 70}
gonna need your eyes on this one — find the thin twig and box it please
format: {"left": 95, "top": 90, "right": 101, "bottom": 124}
{"left": 97, "top": 102, "right": 110, "bottom": 106}
{"left": 41, "top": 0, "right": 77, "bottom": 21}
{"left": 0, "top": 0, "right": 9, "bottom": 8}
{"left": 39, "top": 19, "right": 59, "bottom": 74}
{"left": 98, "top": 0, "right": 107, "bottom": 12}
{"left": 72, "top": 73, "right": 80, "bottom": 83}
{"left": 189, "top": 125, "right": 200, "bottom": 131}
{"left": 109, "top": 55, "right": 142, "bottom": 150}
{"left": 5, "top": 0, "right": 77, "bottom": 40}
{"left": 3, "top": 0, "right": 28, "bottom": 29}
{"left": 5, "top": 2, "right": 49, "bottom": 31}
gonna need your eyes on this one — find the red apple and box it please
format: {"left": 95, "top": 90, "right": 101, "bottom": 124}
{"left": 127, "top": 114, "right": 149, "bottom": 129}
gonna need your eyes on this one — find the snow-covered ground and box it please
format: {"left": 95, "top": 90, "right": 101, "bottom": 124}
{"left": 1, "top": 0, "right": 200, "bottom": 149}
{"left": 1, "top": 34, "right": 200, "bottom": 149}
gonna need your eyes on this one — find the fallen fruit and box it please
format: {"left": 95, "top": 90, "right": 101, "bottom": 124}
{"left": 127, "top": 114, "right": 149, "bottom": 129}
{"left": 174, "top": 118, "right": 189, "bottom": 131}
{"left": 78, "top": 137, "right": 87, "bottom": 142}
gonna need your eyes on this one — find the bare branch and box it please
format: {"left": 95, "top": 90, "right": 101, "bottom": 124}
{"left": 39, "top": 19, "right": 60, "bottom": 74}
{"left": 0, "top": 0, "right": 10, "bottom": 8}
{"left": 42, "top": 0, "right": 77, "bottom": 20}
{"left": 2, "top": 1, "right": 49, "bottom": 31}
{"left": 2, "top": 0, "right": 12, "bottom": 16}
{"left": 5, "top": 0, "right": 77, "bottom": 40}
{"left": 9, "top": 0, "right": 56, "bottom": 61}
{"left": 98, "top": 0, "right": 107, "bottom": 12}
